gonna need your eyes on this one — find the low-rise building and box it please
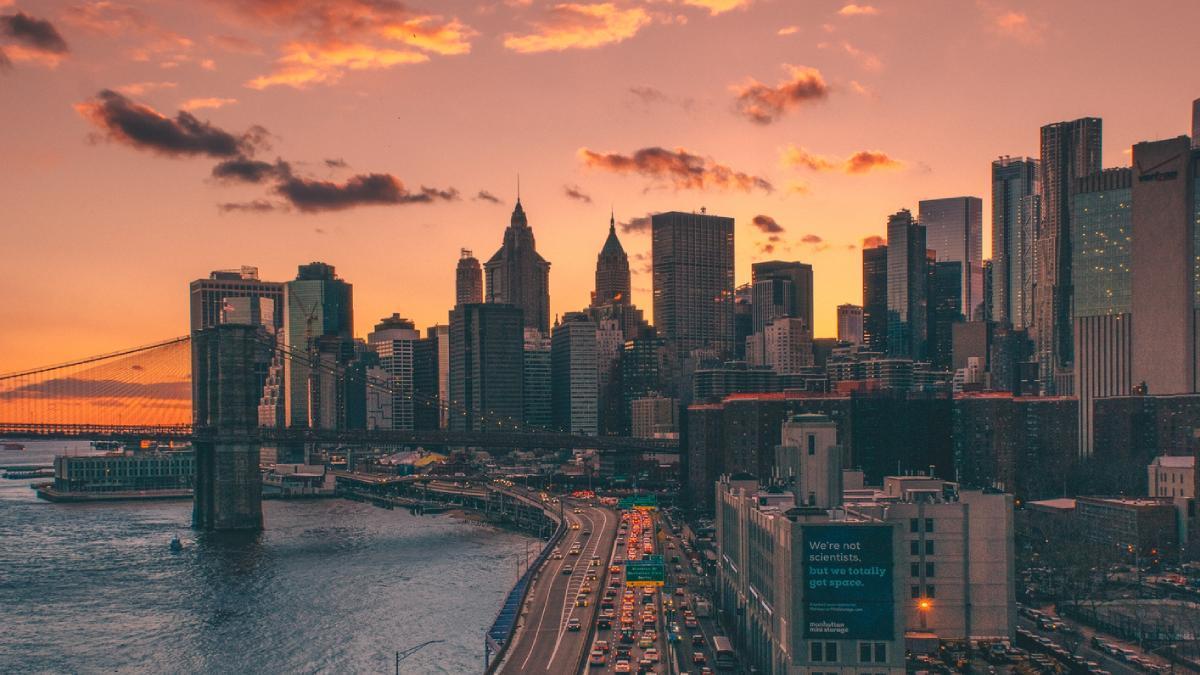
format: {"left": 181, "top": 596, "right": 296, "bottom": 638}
{"left": 49, "top": 450, "right": 194, "bottom": 493}
{"left": 715, "top": 418, "right": 1016, "bottom": 672}
{"left": 1148, "top": 455, "right": 1195, "bottom": 499}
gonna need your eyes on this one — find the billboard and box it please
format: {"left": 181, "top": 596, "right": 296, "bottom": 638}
{"left": 802, "top": 524, "right": 894, "bottom": 640}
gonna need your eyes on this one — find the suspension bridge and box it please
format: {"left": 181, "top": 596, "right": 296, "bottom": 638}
{"left": 0, "top": 333, "right": 677, "bottom": 453}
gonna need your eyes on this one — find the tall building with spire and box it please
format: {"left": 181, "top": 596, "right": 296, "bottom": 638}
{"left": 455, "top": 249, "right": 482, "bottom": 306}
{"left": 593, "top": 212, "right": 631, "bottom": 307}
{"left": 485, "top": 198, "right": 551, "bottom": 334}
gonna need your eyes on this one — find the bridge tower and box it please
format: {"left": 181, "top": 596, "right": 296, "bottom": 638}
{"left": 191, "top": 324, "right": 270, "bottom": 531}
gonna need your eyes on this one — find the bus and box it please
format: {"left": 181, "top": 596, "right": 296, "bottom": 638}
{"left": 711, "top": 635, "right": 736, "bottom": 671}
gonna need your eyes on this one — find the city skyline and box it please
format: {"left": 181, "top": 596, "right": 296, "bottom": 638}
{"left": 3, "top": 1, "right": 1200, "bottom": 372}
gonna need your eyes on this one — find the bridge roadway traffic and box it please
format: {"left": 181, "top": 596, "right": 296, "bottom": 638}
{"left": 497, "top": 499, "right": 619, "bottom": 674}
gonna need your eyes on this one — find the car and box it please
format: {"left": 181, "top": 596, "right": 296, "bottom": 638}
{"left": 613, "top": 660, "right": 632, "bottom": 673}
{"left": 692, "top": 634, "right": 705, "bottom": 647}
{"left": 639, "top": 635, "right": 654, "bottom": 648}
{"left": 598, "top": 618, "right": 612, "bottom": 630}
{"left": 571, "top": 523, "right": 581, "bottom": 530}
{"left": 568, "top": 618, "right": 582, "bottom": 632}
{"left": 645, "top": 648, "right": 660, "bottom": 663}
{"left": 669, "top": 622, "right": 681, "bottom": 634}
{"left": 582, "top": 530, "right": 592, "bottom": 536}
{"left": 581, "top": 584, "right": 593, "bottom": 593}
{"left": 674, "top": 587, "right": 685, "bottom": 596}
{"left": 595, "top": 640, "right": 610, "bottom": 652}
{"left": 637, "top": 657, "right": 654, "bottom": 673}
{"left": 589, "top": 650, "right": 607, "bottom": 667}
{"left": 577, "top": 596, "right": 590, "bottom": 607}
{"left": 684, "top": 618, "right": 698, "bottom": 628}
{"left": 692, "top": 652, "right": 707, "bottom": 664}
{"left": 563, "top": 566, "right": 574, "bottom": 575}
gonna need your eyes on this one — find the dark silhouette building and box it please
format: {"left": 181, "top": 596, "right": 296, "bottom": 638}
{"left": 929, "top": 260, "right": 964, "bottom": 370}
{"left": 455, "top": 249, "right": 483, "bottom": 306}
{"left": 886, "top": 210, "right": 928, "bottom": 359}
{"left": 652, "top": 210, "right": 735, "bottom": 358}
{"left": 448, "top": 303, "right": 524, "bottom": 432}
{"left": 862, "top": 244, "right": 888, "bottom": 353}
{"left": 593, "top": 212, "right": 631, "bottom": 307}
{"left": 751, "top": 260, "right": 814, "bottom": 333}
{"left": 485, "top": 199, "right": 551, "bottom": 334}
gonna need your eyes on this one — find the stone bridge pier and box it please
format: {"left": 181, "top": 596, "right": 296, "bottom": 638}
{"left": 191, "top": 324, "right": 270, "bottom": 531}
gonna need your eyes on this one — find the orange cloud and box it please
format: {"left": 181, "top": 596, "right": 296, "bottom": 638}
{"left": 247, "top": 41, "right": 429, "bottom": 89}
{"left": 838, "top": 4, "right": 878, "bottom": 16}
{"left": 862, "top": 235, "right": 886, "bottom": 248}
{"left": 776, "top": 25, "right": 799, "bottom": 36}
{"left": 578, "top": 146, "right": 773, "bottom": 193}
{"left": 731, "top": 64, "right": 829, "bottom": 124}
{"left": 681, "top": 0, "right": 752, "bottom": 16}
{"left": 780, "top": 145, "right": 903, "bottom": 174}
{"left": 224, "top": 0, "right": 472, "bottom": 87}
{"left": 379, "top": 15, "right": 474, "bottom": 56}
{"left": 980, "top": 2, "right": 1044, "bottom": 44}
{"left": 180, "top": 97, "right": 237, "bottom": 111}
{"left": 504, "top": 3, "right": 651, "bottom": 53}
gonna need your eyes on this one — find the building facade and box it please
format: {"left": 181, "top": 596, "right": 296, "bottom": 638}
{"left": 990, "top": 158, "right": 1039, "bottom": 328}
{"left": 886, "top": 210, "right": 928, "bottom": 359}
{"left": 448, "top": 303, "right": 525, "bottom": 432}
{"left": 282, "top": 262, "right": 354, "bottom": 429}
{"left": 551, "top": 313, "right": 598, "bottom": 436}
{"left": 594, "top": 213, "right": 631, "bottom": 307}
{"left": 652, "top": 210, "right": 735, "bottom": 358}
{"left": 919, "top": 197, "right": 984, "bottom": 322}
{"left": 837, "top": 304, "right": 864, "bottom": 346}
{"left": 367, "top": 314, "right": 420, "bottom": 431}
{"left": 522, "top": 328, "right": 552, "bottom": 430}
{"left": 485, "top": 199, "right": 551, "bottom": 334}
{"left": 1035, "top": 117, "right": 1103, "bottom": 394}
{"left": 751, "top": 260, "right": 814, "bottom": 334}
{"left": 1130, "top": 137, "right": 1199, "bottom": 395}
{"left": 863, "top": 244, "right": 888, "bottom": 353}
{"left": 455, "top": 248, "right": 483, "bottom": 306}
{"left": 1071, "top": 168, "right": 1133, "bottom": 456}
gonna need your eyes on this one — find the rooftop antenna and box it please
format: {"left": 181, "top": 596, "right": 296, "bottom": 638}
{"left": 517, "top": 173, "right": 521, "bottom": 203}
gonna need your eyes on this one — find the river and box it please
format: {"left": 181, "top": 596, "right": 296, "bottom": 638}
{"left": 0, "top": 441, "right": 537, "bottom": 674}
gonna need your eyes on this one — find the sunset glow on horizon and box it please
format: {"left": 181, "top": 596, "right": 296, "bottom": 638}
{"left": 3, "top": 0, "right": 1198, "bottom": 372}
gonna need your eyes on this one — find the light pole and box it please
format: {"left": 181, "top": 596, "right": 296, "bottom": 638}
{"left": 395, "top": 639, "right": 444, "bottom": 675}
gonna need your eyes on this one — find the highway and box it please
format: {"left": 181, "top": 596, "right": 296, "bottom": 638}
{"left": 498, "top": 499, "right": 619, "bottom": 674}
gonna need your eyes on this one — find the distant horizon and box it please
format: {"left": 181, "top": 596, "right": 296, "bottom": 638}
{"left": 3, "top": 0, "right": 1198, "bottom": 371}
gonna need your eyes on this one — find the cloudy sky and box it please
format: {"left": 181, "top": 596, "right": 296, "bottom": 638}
{"left": 2, "top": 0, "right": 1197, "bottom": 371}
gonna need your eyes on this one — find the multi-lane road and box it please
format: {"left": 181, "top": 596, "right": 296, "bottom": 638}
{"left": 498, "top": 499, "right": 619, "bottom": 674}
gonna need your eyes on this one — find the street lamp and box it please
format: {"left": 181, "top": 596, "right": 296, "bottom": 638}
{"left": 395, "top": 639, "right": 444, "bottom": 675}
{"left": 917, "top": 598, "right": 932, "bottom": 630}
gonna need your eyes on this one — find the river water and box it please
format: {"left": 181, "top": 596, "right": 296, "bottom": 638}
{"left": 0, "top": 441, "right": 536, "bottom": 674}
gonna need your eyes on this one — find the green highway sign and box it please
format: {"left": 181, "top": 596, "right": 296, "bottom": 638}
{"left": 625, "top": 557, "right": 666, "bottom": 587}
{"left": 617, "top": 494, "right": 658, "bottom": 511}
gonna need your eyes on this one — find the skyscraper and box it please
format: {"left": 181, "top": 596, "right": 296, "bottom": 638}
{"left": 551, "top": 313, "right": 598, "bottom": 435}
{"left": 919, "top": 196, "right": 983, "bottom": 322}
{"left": 886, "top": 209, "right": 928, "bottom": 359}
{"left": 282, "top": 262, "right": 353, "bottom": 428}
{"left": 929, "top": 261, "right": 965, "bottom": 370}
{"left": 1130, "top": 136, "right": 1199, "bottom": 395}
{"left": 750, "top": 260, "right": 814, "bottom": 334}
{"left": 485, "top": 199, "right": 551, "bottom": 333}
{"left": 189, "top": 266, "right": 283, "bottom": 333}
{"left": 862, "top": 244, "right": 888, "bottom": 353}
{"left": 412, "top": 326, "right": 445, "bottom": 430}
{"left": 448, "top": 303, "right": 524, "bottom": 432}
{"left": 652, "top": 210, "right": 735, "bottom": 358}
{"left": 593, "top": 212, "right": 631, "bottom": 307}
{"left": 837, "top": 304, "right": 864, "bottom": 346}
{"left": 1071, "top": 167, "right": 1132, "bottom": 456}
{"left": 991, "top": 157, "right": 1039, "bottom": 327}
{"left": 1036, "top": 117, "right": 1103, "bottom": 394}
{"left": 367, "top": 314, "right": 420, "bottom": 430}
{"left": 523, "top": 328, "right": 552, "bottom": 430}
{"left": 455, "top": 249, "right": 483, "bottom": 306}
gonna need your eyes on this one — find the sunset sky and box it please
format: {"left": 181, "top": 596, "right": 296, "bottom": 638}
{"left": 2, "top": 0, "right": 1198, "bottom": 373}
